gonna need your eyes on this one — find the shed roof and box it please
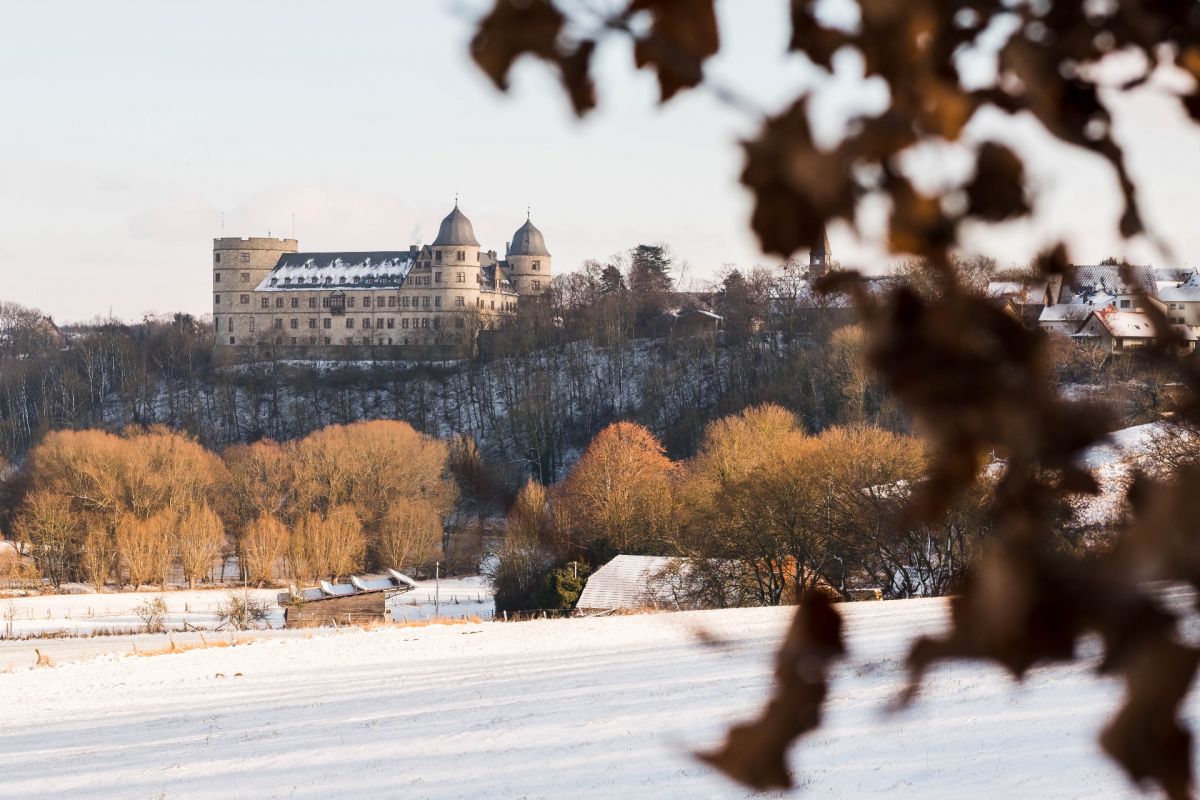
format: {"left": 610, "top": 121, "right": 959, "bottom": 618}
{"left": 575, "top": 555, "right": 683, "bottom": 611}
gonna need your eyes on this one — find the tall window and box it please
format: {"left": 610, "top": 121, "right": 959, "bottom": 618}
{"left": 323, "top": 318, "right": 331, "bottom": 329}
{"left": 363, "top": 318, "right": 372, "bottom": 329}
{"left": 456, "top": 272, "right": 465, "bottom": 283}
{"left": 291, "top": 297, "right": 299, "bottom": 308}
{"left": 455, "top": 296, "right": 464, "bottom": 307}
{"left": 215, "top": 253, "right": 221, "bottom": 264}
{"left": 241, "top": 295, "right": 251, "bottom": 305}
{"left": 309, "top": 297, "right": 317, "bottom": 308}
{"left": 275, "top": 298, "right": 284, "bottom": 308}
{"left": 435, "top": 272, "right": 442, "bottom": 283}
{"left": 435, "top": 250, "right": 442, "bottom": 263}
{"left": 289, "top": 319, "right": 298, "bottom": 329}
{"left": 215, "top": 273, "right": 222, "bottom": 282}
{"left": 435, "top": 296, "right": 442, "bottom": 307}
{"left": 457, "top": 250, "right": 465, "bottom": 261}
{"left": 532, "top": 281, "right": 541, "bottom": 291}
{"left": 249, "top": 318, "right": 255, "bottom": 332}
{"left": 422, "top": 296, "right": 430, "bottom": 308}
{"left": 274, "top": 318, "right": 282, "bottom": 329}
{"left": 309, "top": 319, "right": 317, "bottom": 329}
{"left": 532, "top": 260, "right": 540, "bottom": 270}
{"left": 346, "top": 318, "right": 355, "bottom": 329}
{"left": 214, "top": 295, "right": 221, "bottom": 304}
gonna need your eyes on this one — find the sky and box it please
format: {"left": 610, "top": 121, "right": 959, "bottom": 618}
{"left": 3, "top": 1, "right": 1200, "bottom": 323}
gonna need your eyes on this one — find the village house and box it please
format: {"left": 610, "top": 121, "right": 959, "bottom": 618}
{"left": 1071, "top": 308, "right": 1197, "bottom": 353}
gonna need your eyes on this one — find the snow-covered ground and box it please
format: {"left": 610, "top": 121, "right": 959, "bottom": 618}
{"left": 0, "top": 577, "right": 493, "bottom": 638}
{"left": 0, "top": 598, "right": 1174, "bottom": 799}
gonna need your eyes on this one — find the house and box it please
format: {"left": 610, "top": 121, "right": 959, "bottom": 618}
{"left": 1157, "top": 283, "right": 1200, "bottom": 335}
{"left": 575, "top": 555, "right": 695, "bottom": 614}
{"left": 1037, "top": 303, "right": 1092, "bottom": 336}
{"left": 278, "top": 570, "right": 416, "bottom": 627}
{"left": 1072, "top": 308, "right": 1197, "bottom": 353}
{"left": 651, "top": 308, "right": 723, "bottom": 338}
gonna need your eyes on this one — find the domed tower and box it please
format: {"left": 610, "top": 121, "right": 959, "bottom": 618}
{"left": 432, "top": 201, "right": 483, "bottom": 309}
{"left": 506, "top": 214, "right": 552, "bottom": 297}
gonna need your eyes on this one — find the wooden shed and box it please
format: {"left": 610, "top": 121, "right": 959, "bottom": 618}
{"left": 279, "top": 571, "right": 416, "bottom": 628}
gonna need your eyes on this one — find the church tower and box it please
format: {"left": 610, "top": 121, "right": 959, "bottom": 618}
{"left": 505, "top": 213, "right": 552, "bottom": 296}
{"left": 808, "top": 223, "right": 831, "bottom": 282}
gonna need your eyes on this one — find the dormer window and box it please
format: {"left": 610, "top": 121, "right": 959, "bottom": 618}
{"left": 270, "top": 278, "right": 278, "bottom": 286}
{"left": 283, "top": 277, "right": 291, "bottom": 285}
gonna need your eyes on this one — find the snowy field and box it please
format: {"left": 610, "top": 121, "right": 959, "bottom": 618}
{"left": 0, "top": 577, "right": 492, "bottom": 639}
{"left": 1, "top": 597, "right": 1181, "bottom": 799}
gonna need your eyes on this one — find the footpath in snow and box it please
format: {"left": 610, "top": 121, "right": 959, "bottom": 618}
{"left": 0, "top": 598, "right": 1173, "bottom": 799}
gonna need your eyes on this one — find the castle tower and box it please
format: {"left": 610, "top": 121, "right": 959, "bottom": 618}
{"left": 212, "top": 236, "right": 297, "bottom": 349}
{"left": 505, "top": 213, "right": 552, "bottom": 296}
{"left": 431, "top": 202, "right": 484, "bottom": 313}
{"left": 808, "top": 223, "right": 831, "bottom": 282}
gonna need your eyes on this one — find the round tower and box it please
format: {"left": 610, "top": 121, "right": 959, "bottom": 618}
{"left": 212, "top": 236, "right": 298, "bottom": 349}
{"left": 432, "top": 202, "right": 483, "bottom": 311}
{"left": 505, "top": 214, "right": 551, "bottom": 296}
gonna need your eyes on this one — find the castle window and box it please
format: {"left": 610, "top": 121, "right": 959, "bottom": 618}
{"left": 215, "top": 272, "right": 221, "bottom": 282}
{"left": 309, "top": 297, "right": 317, "bottom": 308}
{"left": 290, "top": 337, "right": 297, "bottom": 345}
{"left": 363, "top": 318, "right": 372, "bottom": 329}
{"left": 533, "top": 261, "right": 540, "bottom": 270}
{"left": 402, "top": 297, "right": 410, "bottom": 308}
{"left": 346, "top": 319, "right": 355, "bottom": 328}
{"left": 323, "top": 319, "right": 331, "bottom": 329}
{"left": 532, "top": 281, "right": 541, "bottom": 291}
{"left": 270, "top": 278, "right": 278, "bottom": 286}
{"left": 229, "top": 336, "right": 235, "bottom": 344}
{"left": 402, "top": 319, "right": 409, "bottom": 329}
{"left": 435, "top": 250, "right": 442, "bottom": 263}
{"left": 387, "top": 318, "right": 395, "bottom": 329}
{"left": 240, "top": 253, "right": 250, "bottom": 263}
{"left": 456, "top": 272, "right": 465, "bottom": 283}
{"left": 348, "top": 297, "right": 356, "bottom": 308}
{"left": 249, "top": 318, "right": 255, "bottom": 332}
{"left": 291, "top": 298, "right": 299, "bottom": 308}
{"left": 241, "top": 295, "right": 250, "bottom": 305}
{"left": 323, "top": 337, "right": 331, "bottom": 345}
{"left": 284, "top": 278, "right": 291, "bottom": 285}
{"left": 457, "top": 251, "right": 465, "bottom": 261}
{"left": 325, "top": 277, "right": 332, "bottom": 285}
{"left": 435, "top": 272, "right": 442, "bottom": 283}
{"left": 490, "top": 300, "right": 495, "bottom": 309}
{"left": 435, "top": 296, "right": 442, "bottom": 307}
{"left": 215, "top": 253, "right": 221, "bottom": 264}
{"left": 388, "top": 296, "right": 396, "bottom": 307}
{"left": 362, "top": 296, "right": 371, "bottom": 307}
{"left": 214, "top": 295, "right": 221, "bottom": 304}
{"left": 275, "top": 298, "right": 284, "bottom": 308}
{"left": 422, "top": 318, "right": 430, "bottom": 329}
{"left": 260, "top": 297, "right": 268, "bottom": 308}
{"left": 433, "top": 318, "right": 440, "bottom": 329}
{"left": 290, "top": 319, "right": 298, "bottom": 329}
{"left": 274, "top": 318, "right": 283, "bottom": 330}
{"left": 455, "top": 297, "right": 464, "bottom": 307}
{"left": 309, "top": 319, "right": 317, "bottom": 329}
{"left": 422, "top": 297, "right": 430, "bottom": 308}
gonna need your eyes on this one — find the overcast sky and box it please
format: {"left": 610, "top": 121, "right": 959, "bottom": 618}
{"left": 4, "top": 1, "right": 1200, "bottom": 323}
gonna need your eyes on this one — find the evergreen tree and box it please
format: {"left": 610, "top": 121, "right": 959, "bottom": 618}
{"left": 628, "top": 244, "right": 673, "bottom": 326}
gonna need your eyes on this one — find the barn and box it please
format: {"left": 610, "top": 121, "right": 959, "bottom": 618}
{"left": 575, "top": 555, "right": 692, "bottom": 615}
{"left": 279, "top": 570, "right": 416, "bottom": 628}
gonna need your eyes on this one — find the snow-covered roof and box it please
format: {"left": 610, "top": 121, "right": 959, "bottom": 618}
{"left": 1158, "top": 285, "right": 1200, "bottom": 303}
{"left": 278, "top": 572, "right": 417, "bottom": 606}
{"left": 1071, "top": 264, "right": 1158, "bottom": 296}
{"left": 575, "top": 555, "right": 683, "bottom": 612}
{"left": 1074, "top": 310, "right": 1194, "bottom": 340}
{"left": 1039, "top": 304, "right": 1091, "bottom": 323}
{"left": 257, "top": 252, "right": 418, "bottom": 291}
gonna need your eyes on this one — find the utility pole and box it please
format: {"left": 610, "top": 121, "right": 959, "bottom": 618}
{"left": 435, "top": 561, "right": 440, "bottom": 618}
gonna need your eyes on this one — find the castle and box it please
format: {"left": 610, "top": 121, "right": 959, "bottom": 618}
{"left": 212, "top": 202, "right": 552, "bottom": 358}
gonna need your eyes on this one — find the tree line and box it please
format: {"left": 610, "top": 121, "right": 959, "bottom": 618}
{"left": 2, "top": 420, "right": 457, "bottom": 588}
{"left": 490, "top": 404, "right": 1083, "bottom": 613}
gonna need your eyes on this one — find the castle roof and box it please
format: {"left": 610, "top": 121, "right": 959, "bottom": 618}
{"left": 508, "top": 217, "right": 551, "bottom": 257}
{"left": 258, "top": 252, "right": 417, "bottom": 290}
{"left": 432, "top": 203, "right": 480, "bottom": 247}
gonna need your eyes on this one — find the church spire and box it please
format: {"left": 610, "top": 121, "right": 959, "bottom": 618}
{"left": 809, "top": 223, "right": 831, "bottom": 281}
